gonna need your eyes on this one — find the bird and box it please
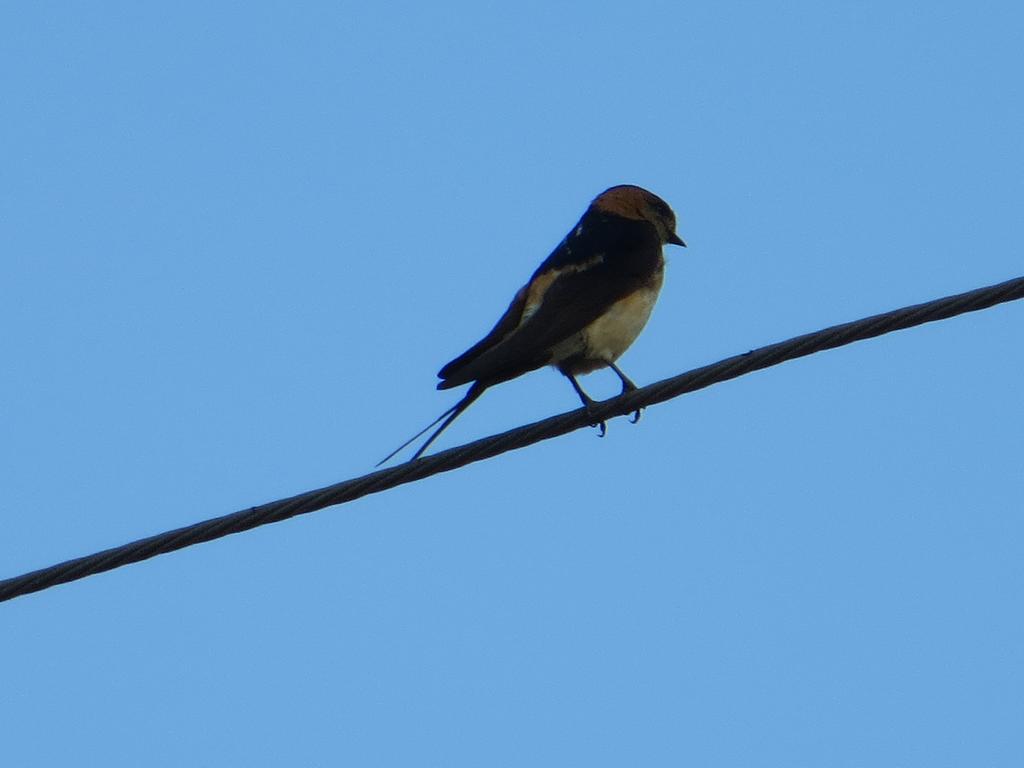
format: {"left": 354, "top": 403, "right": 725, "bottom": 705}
{"left": 378, "top": 184, "right": 686, "bottom": 465}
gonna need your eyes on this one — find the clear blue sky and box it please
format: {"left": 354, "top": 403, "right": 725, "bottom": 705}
{"left": 3, "top": 2, "right": 1022, "bottom": 765}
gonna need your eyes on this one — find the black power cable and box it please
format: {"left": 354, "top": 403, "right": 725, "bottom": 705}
{"left": 2, "top": 275, "right": 1022, "bottom": 604}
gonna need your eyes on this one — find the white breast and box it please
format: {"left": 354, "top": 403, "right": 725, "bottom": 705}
{"left": 581, "top": 280, "right": 663, "bottom": 363}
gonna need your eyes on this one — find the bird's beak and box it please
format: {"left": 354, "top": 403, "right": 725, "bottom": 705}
{"left": 668, "top": 232, "right": 687, "bottom": 247}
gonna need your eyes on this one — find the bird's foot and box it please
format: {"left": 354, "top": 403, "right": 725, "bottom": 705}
{"left": 618, "top": 380, "right": 642, "bottom": 424}
{"left": 583, "top": 400, "right": 607, "bottom": 437}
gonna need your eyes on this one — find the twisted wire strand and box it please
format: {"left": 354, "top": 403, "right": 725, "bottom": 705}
{"left": 2, "top": 274, "right": 1022, "bottom": 604}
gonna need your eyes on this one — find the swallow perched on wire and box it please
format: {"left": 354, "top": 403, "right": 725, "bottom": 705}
{"left": 379, "top": 184, "right": 686, "bottom": 464}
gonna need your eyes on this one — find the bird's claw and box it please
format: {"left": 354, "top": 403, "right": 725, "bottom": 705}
{"left": 618, "top": 377, "right": 641, "bottom": 424}
{"left": 582, "top": 401, "right": 607, "bottom": 437}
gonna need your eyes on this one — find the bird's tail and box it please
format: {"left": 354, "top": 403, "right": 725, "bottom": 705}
{"left": 376, "top": 382, "right": 488, "bottom": 466}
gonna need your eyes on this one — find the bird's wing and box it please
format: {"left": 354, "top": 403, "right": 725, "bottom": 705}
{"left": 438, "top": 251, "right": 649, "bottom": 388}
{"left": 437, "top": 285, "right": 529, "bottom": 380}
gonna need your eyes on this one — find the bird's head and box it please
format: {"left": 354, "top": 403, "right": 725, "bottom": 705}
{"left": 592, "top": 185, "right": 687, "bottom": 247}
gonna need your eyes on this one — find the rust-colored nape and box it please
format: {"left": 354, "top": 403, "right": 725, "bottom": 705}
{"left": 591, "top": 184, "right": 661, "bottom": 221}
